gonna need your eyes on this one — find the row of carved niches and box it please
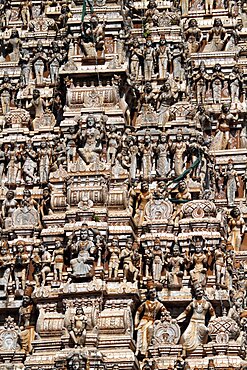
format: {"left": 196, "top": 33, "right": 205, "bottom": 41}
{"left": 126, "top": 36, "right": 244, "bottom": 85}
{"left": 0, "top": 205, "right": 245, "bottom": 298}
{"left": 1, "top": 75, "right": 246, "bottom": 137}
{"left": 0, "top": 110, "right": 247, "bottom": 190}
{"left": 122, "top": 0, "right": 244, "bottom": 30}
{"left": 0, "top": 283, "right": 246, "bottom": 364}
{"left": 0, "top": 0, "right": 244, "bottom": 36}
{"left": 0, "top": 6, "right": 115, "bottom": 65}
{"left": 134, "top": 284, "right": 247, "bottom": 363}
{"left": 0, "top": 169, "right": 246, "bottom": 228}
{"left": 127, "top": 81, "right": 245, "bottom": 130}
{"left": 0, "top": 2, "right": 73, "bottom": 33}
{"left": 0, "top": 1, "right": 246, "bottom": 76}
{"left": 0, "top": 114, "right": 245, "bottom": 202}
{"left": 1, "top": 28, "right": 247, "bottom": 128}
{"left": 0, "top": 0, "right": 246, "bottom": 369}
{"left": 0, "top": 0, "right": 245, "bottom": 63}
{"left": 0, "top": 35, "right": 69, "bottom": 83}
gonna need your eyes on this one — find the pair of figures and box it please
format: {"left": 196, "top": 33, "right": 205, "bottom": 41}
{"left": 135, "top": 286, "right": 215, "bottom": 358}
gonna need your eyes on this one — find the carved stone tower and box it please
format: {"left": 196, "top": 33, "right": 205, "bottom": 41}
{"left": 0, "top": 0, "right": 246, "bottom": 370}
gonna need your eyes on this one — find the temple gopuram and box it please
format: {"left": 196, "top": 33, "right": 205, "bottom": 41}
{"left": 0, "top": 0, "right": 246, "bottom": 369}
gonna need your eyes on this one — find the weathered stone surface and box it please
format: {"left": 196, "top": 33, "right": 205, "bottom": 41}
{"left": 0, "top": 1, "right": 246, "bottom": 369}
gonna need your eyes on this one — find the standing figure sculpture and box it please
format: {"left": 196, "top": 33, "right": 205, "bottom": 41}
{"left": 39, "top": 244, "right": 52, "bottom": 286}
{"left": 211, "top": 64, "right": 225, "bottom": 104}
{"left": 0, "top": 72, "right": 14, "bottom": 115}
{"left": 129, "top": 141, "right": 138, "bottom": 180}
{"left": 138, "top": 81, "right": 156, "bottom": 119}
{"left": 193, "top": 62, "right": 210, "bottom": 104}
{"left": 0, "top": 0, "right": 12, "bottom": 28}
{"left": 228, "top": 206, "right": 245, "bottom": 251}
{"left": 2, "top": 190, "right": 18, "bottom": 229}
{"left": 189, "top": 134, "right": 210, "bottom": 184}
{"left": 117, "top": 28, "right": 128, "bottom": 65}
{"left": 27, "top": 89, "right": 46, "bottom": 120}
{"left": 134, "top": 181, "right": 152, "bottom": 226}
{"left": 168, "top": 244, "right": 184, "bottom": 289}
{"left": 181, "top": 0, "right": 189, "bottom": 16}
{"left": 151, "top": 238, "right": 164, "bottom": 282}
{"left": 20, "top": 0, "right": 32, "bottom": 28}
{"left": 175, "top": 286, "right": 216, "bottom": 357}
{"left": 120, "top": 238, "right": 139, "bottom": 282}
{"left": 38, "top": 139, "right": 52, "bottom": 185}
{"left": 19, "top": 49, "right": 31, "bottom": 86}
{"left": 228, "top": 65, "right": 243, "bottom": 103}
{"left": 144, "top": 39, "right": 155, "bottom": 81}
{"left": 65, "top": 126, "right": 79, "bottom": 166}
{"left": 0, "top": 244, "right": 12, "bottom": 296}
{"left": 108, "top": 238, "right": 120, "bottom": 279}
{"left": 140, "top": 135, "right": 154, "bottom": 179}
{"left": 156, "top": 38, "right": 168, "bottom": 80}
{"left": 32, "top": 41, "right": 47, "bottom": 86}
{"left": 205, "top": 18, "right": 227, "bottom": 52}
{"left": 195, "top": 105, "right": 212, "bottom": 139}
{"left": 40, "top": 187, "right": 53, "bottom": 220}
{"left": 135, "top": 288, "right": 168, "bottom": 356}
{"left": 106, "top": 125, "right": 120, "bottom": 166}
{"left": 190, "top": 242, "right": 208, "bottom": 287}
{"left": 205, "top": 0, "right": 214, "bottom": 14}
{"left": 2, "top": 191, "right": 17, "bottom": 219}
{"left": 5, "top": 29, "right": 21, "bottom": 62}
{"left": 169, "top": 130, "right": 187, "bottom": 177}
{"left": 223, "top": 159, "right": 239, "bottom": 207}
{"left": 210, "top": 103, "right": 237, "bottom": 151}
{"left": 156, "top": 134, "right": 170, "bottom": 177}
{"left": 52, "top": 240, "right": 64, "bottom": 282}
{"left": 0, "top": 145, "right": 5, "bottom": 184}
{"left": 13, "top": 241, "right": 29, "bottom": 292}
{"left": 156, "top": 81, "right": 175, "bottom": 126}
{"left": 214, "top": 242, "right": 227, "bottom": 288}
{"left": 6, "top": 144, "right": 22, "bottom": 186}
{"left": 129, "top": 38, "right": 143, "bottom": 80}
{"left": 184, "top": 19, "right": 203, "bottom": 54}
{"left": 49, "top": 41, "right": 63, "bottom": 85}
{"left": 171, "top": 43, "right": 185, "bottom": 81}
{"left": 22, "top": 141, "right": 37, "bottom": 185}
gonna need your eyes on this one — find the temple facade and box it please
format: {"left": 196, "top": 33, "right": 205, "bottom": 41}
{"left": 0, "top": 0, "right": 246, "bottom": 369}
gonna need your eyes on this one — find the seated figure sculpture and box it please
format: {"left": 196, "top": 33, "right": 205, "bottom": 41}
{"left": 69, "top": 224, "right": 96, "bottom": 279}
{"left": 69, "top": 307, "right": 87, "bottom": 348}
{"left": 204, "top": 18, "right": 227, "bottom": 52}
{"left": 78, "top": 115, "right": 103, "bottom": 166}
